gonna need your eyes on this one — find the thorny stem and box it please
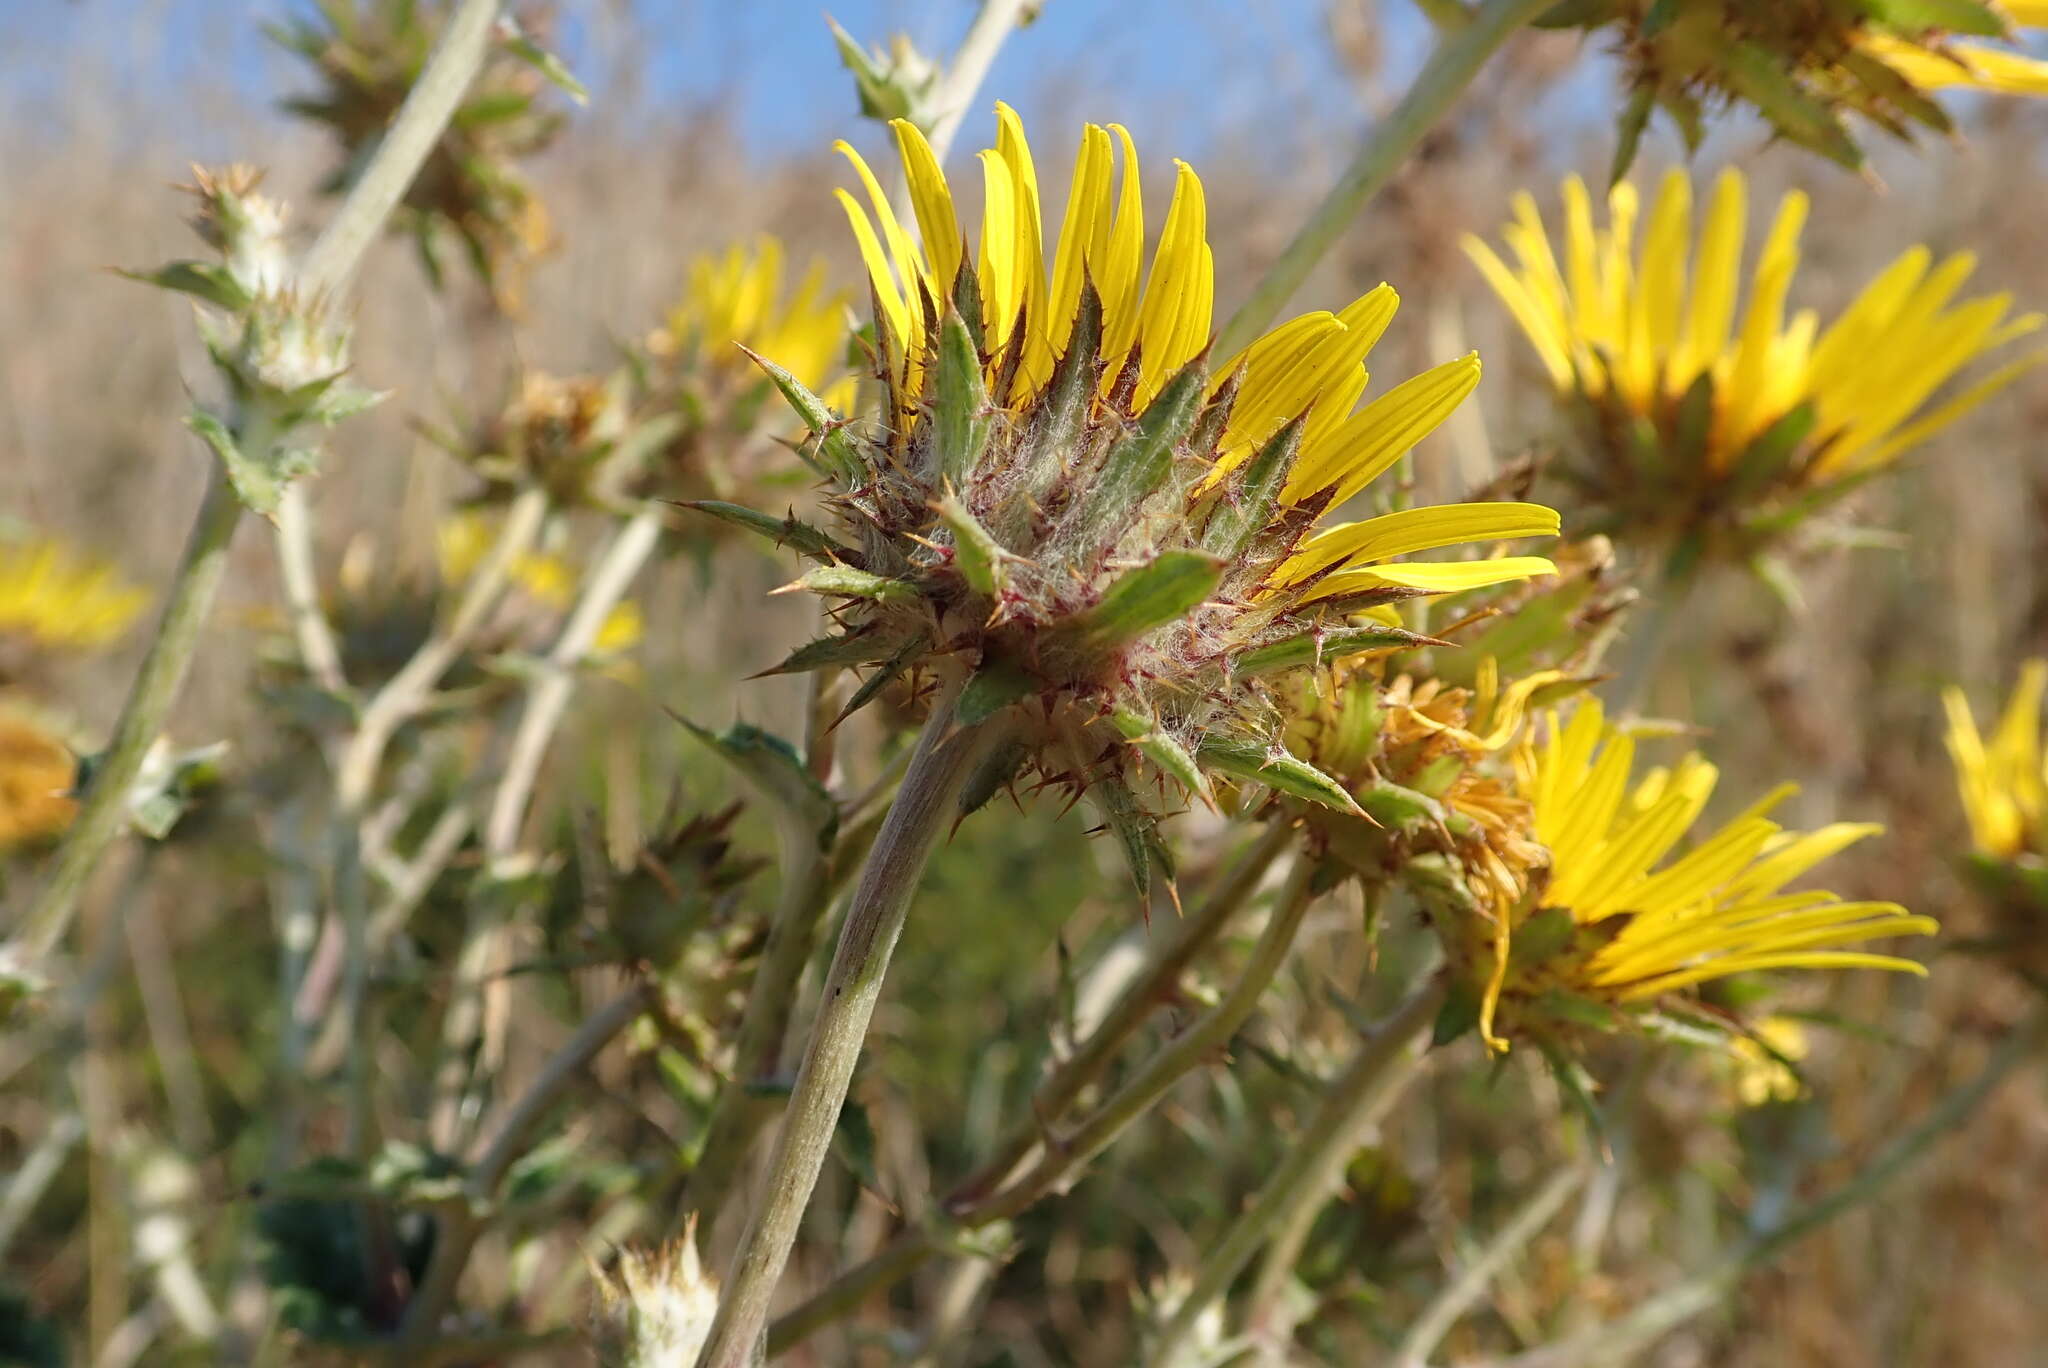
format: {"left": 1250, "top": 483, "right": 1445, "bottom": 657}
{"left": 1213, "top": 0, "right": 1552, "bottom": 358}
{"left": 1477, "top": 1006, "right": 2048, "bottom": 1368}
{"left": 767, "top": 853, "right": 1321, "bottom": 1356}
{"left": 1145, "top": 973, "right": 1447, "bottom": 1367}
{"left": 14, "top": 465, "right": 243, "bottom": 962}
{"left": 12, "top": 0, "right": 505, "bottom": 966}
{"left": 950, "top": 821, "right": 1295, "bottom": 1206}
{"left": 1386, "top": 1163, "right": 1591, "bottom": 1368}
{"left": 396, "top": 982, "right": 652, "bottom": 1346}
{"left": 700, "top": 688, "right": 1000, "bottom": 1368}
{"left": 428, "top": 502, "right": 663, "bottom": 1152}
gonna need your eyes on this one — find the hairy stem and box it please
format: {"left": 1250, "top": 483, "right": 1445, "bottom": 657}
{"left": 699, "top": 689, "right": 998, "bottom": 1368}
{"left": 1145, "top": 973, "right": 1447, "bottom": 1366}
{"left": 1213, "top": 0, "right": 1552, "bottom": 357}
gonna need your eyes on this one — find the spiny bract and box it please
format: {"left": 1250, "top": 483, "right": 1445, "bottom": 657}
{"left": 716, "top": 105, "right": 1563, "bottom": 895}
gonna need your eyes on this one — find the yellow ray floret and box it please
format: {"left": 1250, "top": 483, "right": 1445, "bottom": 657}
{"left": 1859, "top": 2, "right": 2048, "bottom": 96}
{"left": 0, "top": 535, "right": 150, "bottom": 653}
{"left": 1464, "top": 167, "right": 2046, "bottom": 478}
{"left": 835, "top": 104, "right": 1558, "bottom": 594}
{"left": 1943, "top": 660, "right": 2048, "bottom": 860}
{"left": 1492, "top": 698, "right": 1934, "bottom": 1046}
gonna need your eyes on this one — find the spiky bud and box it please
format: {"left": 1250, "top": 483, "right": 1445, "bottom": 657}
{"left": 589, "top": 1221, "right": 720, "bottom": 1368}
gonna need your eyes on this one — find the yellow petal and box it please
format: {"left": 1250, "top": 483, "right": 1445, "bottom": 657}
{"left": 1279, "top": 502, "right": 1559, "bottom": 585}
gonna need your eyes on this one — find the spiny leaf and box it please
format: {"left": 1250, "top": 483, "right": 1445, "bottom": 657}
{"left": 1091, "top": 773, "right": 1155, "bottom": 900}
{"left": 1203, "top": 415, "right": 1307, "bottom": 560}
{"left": 186, "top": 408, "right": 316, "bottom": 519}
{"left": 1608, "top": 85, "right": 1656, "bottom": 187}
{"left": 497, "top": 16, "right": 590, "bottom": 103}
{"left": 1234, "top": 624, "right": 1450, "bottom": 678}
{"left": 119, "top": 260, "right": 252, "bottom": 312}
{"left": 935, "top": 495, "right": 1007, "bottom": 597}
{"left": 958, "top": 657, "right": 1038, "bottom": 726}
{"left": 740, "top": 345, "right": 864, "bottom": 486}
{"left": 1073, "top": 356, "right": 1208, "bottom": 534}
{"left": 959, "top": 738, "right": 1029, "bottom": 818}
{"left": 1071, "top": 551, "right": 1225, "bottom": 650}
{"left": 778, "top": 565, "right": 917, "bottom": 603}
{"left": 676, "top": 719, "right": 837, "bottom": 848}
{"left": 1110, "top": 707, "right": 1213, "bottom": 807}
{"left": 1712, "top": 36, "right": 1864, "bottom": 170}
{"left": 934, "top": 310, "right": 992, "bottom": 486}
{"left": 1727, "top": 401, "right": 1818, "bottom": 502}
{"left": 1002, "top": 281, "right": 1103, "bottom": 545}
{"left": 678, "top": 500, "right": 853, "bottom": 560}
{"left": 759, "top": 628, "right": 906, "bottom": 676}
{"left": 1196, "top": 736, "right": 1364, "bottom": 816}
{"left": 835, "top": 632, "right": 930, "bottom": 726}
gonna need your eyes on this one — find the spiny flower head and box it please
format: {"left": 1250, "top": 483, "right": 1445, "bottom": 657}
{"left": 1541, "top": 0, "right": 2048, "bottom": 176}
{"left": 726, "top": 105, "right": 1561, "bottom": 893}
{"left": 270, "top": 0, "right": 567, "bottom": 304}
{"left": 0, "top": 534, "right": 149, "bottom": 666}
{"left": 445, "top": 370, "right": 647, "bottom": 509}
{"left": 1467, "top": 167, "right": 2043, "bottom": 575}
{"left": 1422, "top": 697, "right": 1934, "bottom": 1053}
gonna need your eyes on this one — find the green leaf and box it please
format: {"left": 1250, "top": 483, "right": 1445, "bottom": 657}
{"left": 1202, "top": 414, "right": 1307, "bottom": 560}
{"left": 1433, "top": 978, "right": 1482, "bottom": 1045}
{"left": 1726, "top": 400, "right": 1818, "bottom": 502}
{"left": 741, "top": 345, "right": 864, "bottom": 486}
{"left": 1003, "top": 281, "right": 1103, "bottom": 547}
{"left": 934, "top": 310, "right": 991, "bottom": 486}
{"left": 678, "top": 500, "right": 853, "bottom": 560}
{"left": 958, "top": 657, "right": 1038, "bottom": 726}
{"left": 834, "top": 631, "right": 930, "bottom": 726}
{"left": 1354, "top": 782, "right": 1443, "bottom": 828}
{"left": 676, "top": 720, "right": 837, "bottom": 848}
{"left": 498, "top": 16, "right": 589, "bottom": 103}
{"left": 1861, "top": 0, "right": 2007, "bottom": 36}
{"left": 1713, "top": 37, "right": 1864, "bottom": 170}
{"left": 760, "top": 627, "right": 906, "bottom": 676}
{"left": 1196, "top": 736, "right": 1363, "bottom": 816}
{"left": 959, "top": 738, "right": 1029, "bottom": 817}
{"left": 1509, "top": 907, "right": 1579, "bottom": 967}
{"left": 783, "top": 565, "right": 917, "bottom": 603}
{"left": 1073, "top": 356, "right": 1208, "bottom": 534}
{"left": 1234, "top": 623, "right": 1448, "bottom": 678}
{"left": 1840, "top": 49, "right": 1956, "bottom": 136}
{"left": 936, "top": 494, "right": 1007, "bottom": 596}
{"left": 1111, "top": 707, "right": 1213, "bottom": 807}
{"left": 119, "top": 260, "right": 251, "bottom": 312}
{"left": 1091, "top": 773, "right": 1155, "bottom": 899}
{"left": 1608, "top": 85, "right": 1656, "bottom": 187}
{"left": 186, "top": 408, "right": 314, "bottom": 518}
{"left": 1071, "top": 550, "right": 1225, "bottom": 649}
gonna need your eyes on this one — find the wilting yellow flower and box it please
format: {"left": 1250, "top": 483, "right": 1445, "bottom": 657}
{"left": 1447, "top": 698, "right": 1934, "bottom": 1051}
{"left": 1860, "top": 2, "right": 2048, "bottom": 96}
{"left": 0, "top": 535, "right": 149, "bottom": 654}
{"left": 0, "top": 708, "right": 76, "bottom": 851}
{"left": 1467, "top": 168, "right": 2043, "bottom": 566}
{"left": 438, "top": 514, "right": 641, "bottom": 655}
{"left": 649, "top": 237, "right": 854, "bottom": 412}
{"left": 1943, "top": 660, "right": 2048, "bottom": 860}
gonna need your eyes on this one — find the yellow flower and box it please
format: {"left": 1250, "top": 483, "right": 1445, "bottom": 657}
{"left": 651, "top": 237, "right": 855, "bottom": 413}
{"left": 0, "top": 535, "right": 149, "bottom": 654}
{"left": 1860, "top": 2, "right": 2048, "bottom": 96}
{"left": 0, "top": 707, "right": 76, "bottom": 852}
{"left": 1461, "top": 698, "right": 1934, "bottom": 1050}
{"left": 1943, "top": 660, "right": 2048, "bottom": 860}
{"left": 437, "top": 514, "right": 642, "bottom": 655}
{"left": 832, "top": 103, "right": 1560, "bottom": 600}
{"left": 1466, "top": 167, "right": 2043, "bottom": 563}
{"left": 1725, "top": 1016, "right": 1809, "bottom": 1108}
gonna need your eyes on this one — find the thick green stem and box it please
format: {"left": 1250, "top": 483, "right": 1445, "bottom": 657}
{"left": 767, "top": 852, "right": 1321, "bottom": 1356}
{"left": 1146, "top": 974, "right": 1447, "bottom": 1366}
{"left": 699, "top": 691, "right": 998, "bottom": 1368}
{"left": 15, "top": 465, "right": 243, "bottom": 960}
{"left": 950, "top": 821, "right": 1295, "bottom": 1206}
{"left": 1213, "top": 0, "right": 1552, "bottom": 358}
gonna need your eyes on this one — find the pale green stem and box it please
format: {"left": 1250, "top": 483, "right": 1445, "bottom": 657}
{"left": 949, "top": 821, "right": 1295, "bottom": 1206}
{"left": 1146, "top": 974, "right": 1447, "bottom": 1367}
{"left": 274, "top": 487, "right": 347, "bottom": 696}
{"left": 13, "top": 0, "right": 504, "bottom": 965}
{"left": 766, "top": 852, "right": 1320, "bottom": 1356}
{"left": 1386, "top": 1163, "right": 1590, "bottom": 1368}
{"left": 1607, "top": 571, "right": 1691, "bottom": 717}
{"left": 1213, "top": 0, "right": 1552, "bottom": 358}
{"left": 1479, "top": 1007, "right": 2048, "bottom": 1368}
{"left": 925, "top": 0, "right": 1039, "bottom": 162}
{"left": 396, "top": 982, "right": 652, "bottom": 1345}
{"left": 699, "top": 687, "right": 999, "bottom": 1368}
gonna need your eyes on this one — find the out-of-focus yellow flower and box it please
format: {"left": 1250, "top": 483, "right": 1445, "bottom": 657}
{"left": 0, "top": 707, "right": 76, "bottom": 851}
{"left": 1860, "top": 2, "right": 2048, "bottom": 96}
{"left": 1725, "top": 1016, "right": 1809, "bottom": 1108}
{"left": 438, "top": 514, "right": 642, "bottom": 655}
{"left": 1466, "top": 167, "right": 2043, "bottom": 567}
{"left": 650, "top": 237, "right": 855, "bottom": 413}
{"left": 0, "top": 535, "right": 149, "bottom": 654}
{"left": 1943, "top": 660, "right": 2048, "bottom": 860}
{"left": 1448, "top": 698, "right": 1934, "bottom": 1052}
